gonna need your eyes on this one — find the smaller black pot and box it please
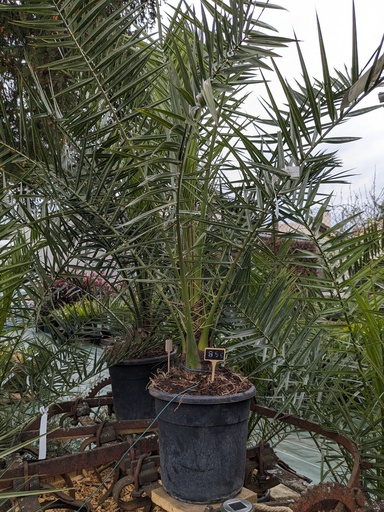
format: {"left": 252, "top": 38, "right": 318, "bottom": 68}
{"left": 108, "top": 352, "right": 174, "bottom": 420}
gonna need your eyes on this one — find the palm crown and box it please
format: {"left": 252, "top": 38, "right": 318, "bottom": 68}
{"left": 1, "top": 0, "right": 383, "bottom": 368}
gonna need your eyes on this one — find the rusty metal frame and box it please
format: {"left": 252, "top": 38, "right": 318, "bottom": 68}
{"left": 250, "top": 400, "right": 363, "bottom": 489}
{"left": 0, "top": 392, "right": 370, "bottom": 511}
{"left": 0, "top": 436, "right": 158, "bottom": 490}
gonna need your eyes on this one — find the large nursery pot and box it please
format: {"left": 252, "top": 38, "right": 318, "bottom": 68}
{"left": 148, "top": 384, "right": 256, "bottom": 504}
{"left": 108, "top": 352, "right": 174, "bottom": 420}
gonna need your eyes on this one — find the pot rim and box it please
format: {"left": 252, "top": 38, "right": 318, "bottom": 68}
{"left": 108, "top": 348, "right": 177, "bottom": 367}
{"left": 148, "top": 383, "right": 255, "bottom": 404}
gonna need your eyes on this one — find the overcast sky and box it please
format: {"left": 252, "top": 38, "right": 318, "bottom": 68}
{"left": 260, "top": 0, "right": 384, "bottom": 205}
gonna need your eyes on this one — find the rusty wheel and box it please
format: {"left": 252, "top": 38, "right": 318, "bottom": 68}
{"left": 87, "top": 378, "right": 111, "bottom": 398}
{"left": 112, "top": 475, "right": 152, "bottom": 512}
{"left": 79, "top": 435, "right": 120, "bottom": 497}
{"left": 291, "top": 482, "right": 368, "bottom": 512}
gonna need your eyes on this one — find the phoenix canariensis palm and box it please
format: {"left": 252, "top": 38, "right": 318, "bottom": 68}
{"left": 1, "top": 5, "right": 384, "bottom": 500}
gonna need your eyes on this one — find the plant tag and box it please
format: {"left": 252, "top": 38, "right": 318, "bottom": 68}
{"left": 204, "top": 348, "right": 226, "bottom": 382}
{"left": 165, "top": 339, "right": 173, "bottom": 372}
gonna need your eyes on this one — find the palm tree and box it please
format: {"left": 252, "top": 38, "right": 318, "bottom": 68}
{"left": 1, "top": 0, "right": 384, "bottom": 500}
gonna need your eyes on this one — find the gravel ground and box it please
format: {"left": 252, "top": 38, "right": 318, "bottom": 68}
{"left": 41, "top": 469, "right": 159, "bottom": 512}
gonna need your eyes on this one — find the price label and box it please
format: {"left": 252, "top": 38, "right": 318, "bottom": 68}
{"left": 204, "top": 348, "right": 226, "bottom": 361}
{"left": 204, "top": 348, "right": 226, "bottom": 382}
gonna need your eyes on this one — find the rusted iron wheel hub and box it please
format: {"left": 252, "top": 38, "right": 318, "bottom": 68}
{"left": 291, "top": 482, "right": 368, "bottom": 512}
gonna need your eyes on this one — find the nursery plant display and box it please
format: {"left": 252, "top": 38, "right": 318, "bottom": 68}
{"left": 1, "top": 0, "right": 384, "bottom": 506}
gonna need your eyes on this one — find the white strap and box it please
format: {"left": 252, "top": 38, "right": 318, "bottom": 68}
{"left": 38, "top": 406, "right": 49, "bottom": 460}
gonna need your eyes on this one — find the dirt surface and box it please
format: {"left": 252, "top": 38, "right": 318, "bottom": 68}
{"left": 150, "top": 358, "right": 252, "bottom": 396}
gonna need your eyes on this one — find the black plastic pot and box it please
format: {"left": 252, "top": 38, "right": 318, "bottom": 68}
{"left": 108, "top": 352, "right": 173, "bottom": 420}
{"left": 148, "top": 384, "right": 256, "bottom": 504}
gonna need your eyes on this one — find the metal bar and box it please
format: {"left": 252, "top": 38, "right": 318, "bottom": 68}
{"left": 0, "top": 437, "right": 158, "bottom": 490}
{"left": 20, "top": 419, "right": 157, "bottom": 441}
{"left": 23, "top": 397, "right": 114, "bottom": 430}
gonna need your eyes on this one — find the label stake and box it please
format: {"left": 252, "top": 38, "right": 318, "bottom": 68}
{"left": 165, "top": 339, "right": 173, "bottom": 372}
{"left": 204, "top": 348, "right": 226, "bottom": 382}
